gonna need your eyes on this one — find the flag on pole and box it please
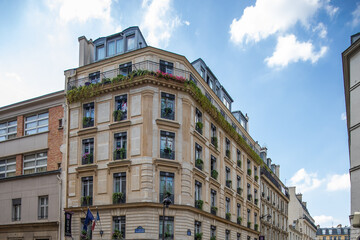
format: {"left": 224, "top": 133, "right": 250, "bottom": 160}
{"left": 83, "top": 208, "right": 94, "bottom": 231}
{"left": 92, "top": 210, "right": 100, "bottom": 231}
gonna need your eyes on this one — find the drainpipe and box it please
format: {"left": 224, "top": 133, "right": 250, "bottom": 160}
{"left": 57, "top": 173, "right": 62, "bottom": 240}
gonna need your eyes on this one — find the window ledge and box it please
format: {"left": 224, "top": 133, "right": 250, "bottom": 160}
{"left": 193, "top": 167, "right": 206, "bottom": 179}
{"left": 156, "top": 118, "right": 180, "bottom": 129}
{"left": 224, "top": 186, "right": 234, "bottom": 195}
{"left": 209, "top": 143, "right": 220, "bottom": 154}
{"left": 209, "top": 176, "right": 221, "bottom": 188}
{"left": 193, "top": 130, "right": 206, "bottom": 144}
{"left": 154, "top": 158, "right": 181, "bottom": 173}
{"left": 75, "top": 164, "right": 98, "bottom": 178}
{"left": 246, "top": 174, "right": 253, "bottom": 183}
{"left": 109, "top": 120, "right": 131, "bottom": 129}
{"left": 107, "top": 160, "right": 131, "bottom": 174}
{"left": 77, "top": 126, "right": 98, "bottom": 136}
{"left": 224, "top": 156, "right": 233, "bottom": 166}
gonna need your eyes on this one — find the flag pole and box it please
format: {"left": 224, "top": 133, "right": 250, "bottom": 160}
{"left": 96, "top": 206, "right": 103, "bottom": 240}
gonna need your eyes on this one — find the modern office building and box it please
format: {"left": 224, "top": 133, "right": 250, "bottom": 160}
{"left": 259, "top": 147, "right": 289, "bottom": 240}
{"left": 342, "top": 32, "right": 360, "bottom": 240}
{"left": 288, "top": 187, "right": 317, "bottom": 240}
{"left": 0, "top": 91, "right": 64, "bottom": 240}
{"left": 62, "top": 26, "right": 265, "bottom": 239}
{"left": 316, "top": 225, "right": 350, "bottom": 240}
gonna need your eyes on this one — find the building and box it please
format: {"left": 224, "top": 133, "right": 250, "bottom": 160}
{"left": 316, "top": 225, "right": 350, "bottom": 240}
{"left": 342, "top": 32, "right": 360, "bottom": 240}
{"left": 259, "top": 147, "right": 289, "bottom": 240}
{"left": 62, "top": 26, "right": 266, "bottom": 239}
{"left": 288, "top": 187, "right": 317, "bottom": 240}
{"left": 0, "top": 91, "right": 65, "bottom": 240}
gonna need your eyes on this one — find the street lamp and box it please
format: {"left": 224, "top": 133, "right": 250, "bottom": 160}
{"left": 260, "top": 214, "right": 272, "bottom": 221}
{"left": 162, "top": 194, "right": 172, "bottom": 240}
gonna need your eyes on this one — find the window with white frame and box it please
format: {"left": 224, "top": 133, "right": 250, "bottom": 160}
{"left": 159, "top": 216, "right": 174, "bottom": 240}
{"left": 113, "top": 216, "right": 126, "bottom": 239}
{"left": 0, "top": 157, "right": 16, "bottom": 178}
{"left": 25, "top": 112, "right": 48, "bottom": 135}
{"left": 126, "top": 35, "right": 135, "bottom": 51}
{"left": 113, "top": 172, "right": 126, "bottom": 204}
{"left": 114, "top": 94, "right": 128, "bottom": 121}
{"left": 226, "top": 229, "right": 230, "bottom": 240}
{"left": 194, "top": 221, "right": 202, "bottom": 236}
{"left": 23, "top": 152, "right": 47, "bottom": 174}
{"left": 82, "top": 138, "right": 94, "bottom": 164}
{"left": 81, "top": 176, "right": 93, "bottom": 206}
{"left": 114, "top": 132, "right": 127, "bottom": 160}
{"left": 0, "top": 120, "right": 17, "bottom": 141}
{"left": 210, "top": 225, "right": 216, "bottom": 238}
{"left": 89, "top": 71, "right": 100, "bottom": 84}
{"left": 119, "top": 62, "right": 132, "bottom": 76}
{"left": 160, "top": 131, "right": 175, "bottom": 160}
{"left": 160, "top": 60, "right": 174, "bottom": 74}
{"left": 38, "top": 195, "right": 48, "bottom": 219}
{"left": 83, "top": 103, "right": 94, "bottom": 128}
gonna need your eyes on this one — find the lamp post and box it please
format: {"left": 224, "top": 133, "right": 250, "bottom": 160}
{"left": 162, "top": 194, "right": 172, "bottom": 240}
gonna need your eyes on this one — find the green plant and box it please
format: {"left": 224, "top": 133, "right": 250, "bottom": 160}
{"left": 237, "top": 216, "right": 242, "bottom": 224}
{"left": 112, "top": 192, "right": 124, "bottom": 203}
{"left": 226, "top": 149, "right": 230, "bottom": 158}
{"left": 113, "top": 110, "right": 123, "bottom": 121}
{"left": 196, "top": 121, "right": 203, "bottom": 130}
{"left": 112, "top": 229, "right": 123, "bottom": 240}
{"left": 164, "top": 146, "right": 172, "bottom": 154}
{"left": 80, "top": 230, "right": 89, "bottom": 240}
{"left": 82, "top": 116, "right": 92, "bottom": 127}
{"left": 247, "top": 222, "right": 251, "bottom": 228}
{"left": 195, "top": 158, "right": 203, "bottom": 169}
{"left": 101, "top": 78, "right": 111, "bottom": 84}
{"left": 255, "top": 223, "right": 259, "bottom": 231}
{"left": 226, "top": 212, "right": 231, "bottom": 220}
{"left": 237, "top": 187, "right": 243, "bottom": 195}
{"left": 195, "top": 232, "right": 203, "bottom": 240}
{"left": 211, "top": 137, "right": 218, "bottom": 148}
{"left": 255, "top": 198, "right": 258, "bottom": 205}
{"left": 164, "top": 107, "right": 172, "bottom": 116}
{"left": 211, "top": 170, "right": 218, "bottom": 180}
{"left": 195, "top": 200, "right": 203, "bottom": 210}
{"left": 210, "top": 236, "right": 216, "bottom": 240}
{"left": 255, "top": 175, "right": 259, "bottom": 181}
{"left": 226, "top": 180, "right": 232, "bottom": 188}
{"left": 211, "top": 206, "right": 218, "bottom": 213}
{"left": 237, "top": 160, "right": 241, "bottom": 167}
{"left": 81, "top": 196, "right": 92, "bottom": 206}
{"left": 248, "top": 194, "right": 252, "bottom": 201}
{"left": 114, "top": 147, "right": 126, "bottom": 160}
{"left": 247, "top": 168, "right": 252, "bottom": 176}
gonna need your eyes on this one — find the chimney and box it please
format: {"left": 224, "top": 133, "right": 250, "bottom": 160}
{"left": 271, "top": 164, "right": 276, "bottom": 173}
{"left": 296, "top": 193, "right": 303, "bottom": 202}
{"left": 78, "top": 36, "right": 94, "bottom": 67}
{"left": 267, "top": 158, "right": 272, "bottom": 168}
{"left": 275, "top": 164, "right": 280, "bottom": 178}
{"left": 303, "top": 201, "right": 307, "bottom": 208}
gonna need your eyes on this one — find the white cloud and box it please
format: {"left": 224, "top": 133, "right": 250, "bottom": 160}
{"left": 229, "top": 0, "right": 321, "bottom": 44}
{"left": 326, "top": 173, "right": 350, "bottom": 192}
{"left": 265, "top": 34, "right": 328, "bottom": 68}
{"left": 184, "top": 21, "right": 190, "bottom": 26}
{"left": 352, "top": 3, "right": 360, "bottom": 27}
{"left": 47, "top": 0, "right": 112, "bottom": 24}
{"left": 289, "top": 168, "right": 323, "bottom": 193}
{"left": 140, "top": 0, "right": 182, "bottom": 48}
{"left": 314, "top": 215, "right": 335, "bottom": 227}
{"left": 341, "top": 112, "right": 347, "bottom": 121}
{"left": 313, "top": 22, "right": 327, "bottom": 38}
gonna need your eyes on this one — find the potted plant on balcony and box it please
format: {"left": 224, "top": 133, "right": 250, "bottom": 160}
{"left": 226, "top": 180, "right": 232, "bottom": 188}
{"left": 255, "top": 175, "right": 259, "bottom": 182}
{"left": 81, "top": 196, "right": 92, "bottom": 206}
{"left": 211, "top": 137, "right": 218, "bottom": 149}
{"left": 255, "top": 224, "right": 259, "bottom": 231}
{"left": 210, "top": 236, "right": 216, "bottom": 240}
{"left": 195, "top": 158, "right": 203, "bottom": 170}
{"left": 195, "top": 232, "right": 203, "bottom": 240}
{"left": 195, "top": 121, "right": 203, "bottom": 132}
{"left": 211, "top": 170, "right": 218, "bottom": 180}
{"left": 114, "top": 147, "right": 126, "bottom": 160}
{"left": 248, "top": 194, "right": 252, "bottom": 201}
{"left": 112, "top": 229, "right": 123, "bottom": 240}
{"left": 101, "top": 78, "right": 111, "bottom": 85}
{"left": 82, "top": 116, "right": 92, "bottom": 127}
{"left": 254, "top": 198, "right": 258, "bottom": 205}
{"left": 80, "top": 230, "right": 90, "bottom": 240}
{"left": 226, "top": 212, "right": 231, "bottom": 220}
{"left": 247, "top": 168, "right": 252, "bottom": 176}
{"left": 211, "top": 206, "right": 218, "bottom": 215}
{"left": 112, "top": 192, "right": 124, "bottom": 204}
{"left": 113, "top": 109, "right": 124, "bottom": 122}
{"left": 164, "top": 146, "right": 172, "bottom": 154}
{"left": 237, "top": 159, "right": 241, "bottom": 168}
{"left": 82, "top": 152, "right": 93, "bottom": 164}
{"left": 247, "top": 222, "right": 251, "bottom": 228}
{"left": 195, "top": 200, "right": 203, "bottom": 210}
{"left": 237, "top": 187, "right": 243, "bottom": 195}
{"left": 237, "top": 216, "right": 242, "bottom": 225}
{"left": 226, "top": 149, "right": 230, "bottom": 158}
{"left": 163, "top": 107, "right": 172, "bottom": 117}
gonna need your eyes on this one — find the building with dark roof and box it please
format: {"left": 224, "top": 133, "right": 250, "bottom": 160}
{"left": 316, "top": 225, "right": 350, "bottom": 240}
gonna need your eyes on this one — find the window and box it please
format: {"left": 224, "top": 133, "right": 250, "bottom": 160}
{"left": 211, "top": 124, "right": 217, "bottom": 147}
{"left": 237, "top": 149, "right": 242, "bottom": 167}
{"left": 12, "top": 198, "right": 21, "bottom": 221}
{"left": 195, "top": 108, "right": 203, "bottom": 134}
{"left": 126, "top": 35, "right": 135, "bottom": 51}
{"left": 114, "top": 132, "right": 127, "bottom": 160}
{"left": 210, "top": 225, "right": 216, "bottom": 238}
{"left": 116, "top": 38, "right": 124, "bottom": 54}
{"left": 119, "top": 62, "right": 132, "bottom": 76}
{"left": 89, "top": 71, "right": 100, "bottom": 84}
{"left": 25, "top": 112, "right": 48, "bottom": 135}
{"left": 225, "top": 138, "right": 230, "bottom": 158}
{"left": 210, "top": 189, "right": 217, "bottom": 215}
{"left": 160, "top": 131, "right": 175, "bottom": 160}
{"left": 195, "top": 181, "right": 202, "bottom": 209}
{"left": 205, "top": 92, "right": 212, "bottom": 103}
{"left": 159, "top": 216, "right": 174, "bottom": 240}
{"left": 82, "top": 139, "right": 94, "bottom": 164}
{"left": 226, "top": 167, "right": 231, "bottom": 188}
{"left": 96, "top": 44, "right": 105, "bottom": 60}
{"left": 113, "top": 172, "right": 126, "bottom": 204}
{"left": 254, "top": 166, "right": 258, "bottom": 181}
{"left": 329, "top": 230, "right": 333, "bottom": 234}
{"left": 23, "top": 152, "right": 47, "bottom": 174}
{"left": 107, "top": 40, "right": 116, "bottom": 56}
{"left": 247, "top": 159, "right": 251, "bottom": 176}
{"left": 160, "top": 172, "right": 174, "bottom": 203}
{"left": 83, "top": 103, "right": 94, "bottom": 128}
{"left": 247, "top": 184, "right": 252, "bottom": 201}
{"left": 194, "top": 221, "right": 202, "bottom": 236}
{"left": 0, "top": 157, "right": 16, "bottom": 178}
{"left": 81, "top": 176, "right": 93, "bottom": 206}
{"left": 237, "top": 203, "right": 241, "bottom": 222}
{"left": 226, "top": 230, "right": 230, "bottom": 240}
{"left": 237, "top": 175, "right": 242, "bottom": 195}
{"left": 225, "top": 197, "right": 230, "bottom": 214}
{"left": 160, "top": 60, "right": 174, "bottom": 74}
{"left": 220, "top": 109, "right": 225, "bottom": 117}
{"left": 0, "top": 120, "right": 17, "bottom": 141}
{"left": 113, "top": 216, "right": 126, "bottom": 239}
{"left": 81, "top": 218, "right": 93, "bottom": 239}
{"left": 114, "top": 95, "right": 128, "bottom": 121}
{"left": 247, "top": 209, "right": 251, "bottom": 224}
{"left": 211, "top": 155, "right": 217, "bottom": 179}
{"left": 195, "top": 143, "right": 203, "bottom": 170}
{"left": 223, "top": 97, "right": 230, "bottom": 109}
{"left": 237, "top": 233, "right": 241, "bottom": 240}
{"left": 232, "top": 122, "right": 237, "bottom": 130}
{"left": 38, "top": 196, "right": 48, "bottom": 219}
{"left": 161, "top": 92, "right": 175, "bottom": 120}
{"left": 200, "top": 67, "right": 205, "bottom": 79}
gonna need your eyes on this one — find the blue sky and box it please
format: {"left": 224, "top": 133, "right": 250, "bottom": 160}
{"left": 0, "top": 0, "right": 358, "bottom": 227}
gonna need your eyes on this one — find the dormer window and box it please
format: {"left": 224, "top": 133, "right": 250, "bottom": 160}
{"left": 200, "top": 67, "right": 205, "bottom": 79}
{"left": 107, "top": 40, "right": 116, "bottom": 56}
{"left": 126, "top": 35, "right": 135, "bottom": 51}
{"left": 108, "top": 38, "right": 124, "bottom": 56}
{"left": 223, "top": 97, "right": 230, "bottom": 109}
{"left": 96, "top": 45, "right": 105, "bottom": 60}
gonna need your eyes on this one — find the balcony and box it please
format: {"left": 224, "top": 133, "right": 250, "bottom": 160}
{"left": 211, "top": 170, "right": 218, "bottom": 180}
{"left": 82, "top": 153, "right": 93, "bottom": 165}
{"left": 211, "top": 137, "right": 218, "bottom": 149}
{"left": 195, "top": 122, "right": 203, "bottom": 135}
{"left": 159, "top": 192, "right": 174, "bottom": 204}
{"left": 113, "top": 148, "right": 127, "bottom": 160}
{"left": 195, "top": 158, "right": 203, "bottom": 171}
{"left": 226, "top": 212, "right": 231, "bottom": 221}
{"left": 226, "top": 180, "right": 232, "bottom": 188}
{"left": 82, "top": 117, "right": 94, "bottom": 128}
{"left": 160, "top": 148, "right": 175, "bottom": 160}
{"left": 247, "top": 194, "right": 253, "bottom": 202}
{"left": 211, "top": 206, "right": 217, "bottom": 215}
{"left": 237, "top": 187, "right": 243, "bottom": 195}
{"left": 67, "top": 60, "right": 194, "bottom": 90}
{"left": 195, "top": 200, "right": 203, "bottom": 210}
{"left": 81, "top": 196, "right": 93, "bottom": 206}
{"left": 113, "top": 192, "right": 126, "bottom": 204}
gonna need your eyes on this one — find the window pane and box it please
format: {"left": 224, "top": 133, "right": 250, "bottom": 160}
{"left": 97, "top": 45, "right": 105, "bottom": 60}
{"left": 38, "top": 119, "right": 48, "bottom": 126}
{"left": 25, "top": 122, "right": 37, "bottom": 129}
{"left": 38, "top": 126, "right": 48, "bottom": 133}
{"left": 108, "top": 41, "right": 115, "bottom": 56}
{"left": 26, "top": 115, "right": 37, "bottom": 121}
{"left": 38, "top": 112, "right": 48, "bottom": 119}
{"left": 116, "top": 39, "right": 123, "bottom": 53}
{"left": 127, "top": 35, "right": 135, "bottom": 50}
